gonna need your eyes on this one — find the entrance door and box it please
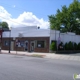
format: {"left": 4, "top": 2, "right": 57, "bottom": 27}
{"left": 24, "top": 41, "right": 28, "bottom": 51}
{"left": 11, "top": 41, "right": 14, "bottom": 51}
{"left": 30, "top": 41, "right": 35, "bottom": 52}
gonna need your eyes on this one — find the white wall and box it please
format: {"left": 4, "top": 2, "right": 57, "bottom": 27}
{"left": 50, "top": 30, "right": 80, "bottom": 44}
{"left": 50, "top": 30, "right": 60, "bottom": 44}
{"left": 2, "top": 28, "right": 80, "bottom": 45}
{"left": 3, "top": 27, "right": 50, "bottom": 38}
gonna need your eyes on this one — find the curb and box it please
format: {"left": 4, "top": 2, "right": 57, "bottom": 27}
{"left": 0, "top": 52, "right": 46, "bottom": 58}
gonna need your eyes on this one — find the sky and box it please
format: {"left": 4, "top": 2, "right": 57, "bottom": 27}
{"left": 0, "top": 0, "right": 73, "bottom": 29}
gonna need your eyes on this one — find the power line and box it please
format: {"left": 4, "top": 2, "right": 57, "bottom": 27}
{"left": 0, "top": 16, "right": 49, "bottom": 29}
{"left": 0, "top": 15, "right": 28, "bottom": 26}
{"left": 0, "top": 1, "right": 46, "bottom": 16}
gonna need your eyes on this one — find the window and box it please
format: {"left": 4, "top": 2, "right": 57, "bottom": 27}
{"left": 16, "top": 40, "right": 24, "bottom": 47}
{"left": 20, "top": 41, "right": 24, "bottom": 47}
{"left": 4, "top": 41, "right": 9, "bottom": 46}
{"left": 37, "top": 41, "right": 45, "bottom": 48}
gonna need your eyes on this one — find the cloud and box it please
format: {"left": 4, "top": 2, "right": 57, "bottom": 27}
{"left": 0, "top": 6, "right": 11, "bottom": 20}
{"left": 0, "top": 6, "right": 49, "bottom": 29}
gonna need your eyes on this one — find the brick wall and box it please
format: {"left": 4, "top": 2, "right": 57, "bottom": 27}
{"left": 2, "top": 37, "right": 50, "bottom": 53}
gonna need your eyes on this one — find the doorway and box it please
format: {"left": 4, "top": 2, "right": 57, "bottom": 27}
{"left": 24, "top": 41, "right": 28, "bottom": 51}
{"left": 30, "top": 41, "right": 35, "bottom": 52}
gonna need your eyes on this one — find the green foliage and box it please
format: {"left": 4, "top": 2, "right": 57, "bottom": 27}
{"left": 64, "top": 41, "right": 74, "bottom": 50}
{"left": 48, "top": 0, "right": 80, "bottom": 34}
{"left": 0, "top": 22, "right": 9, "bottom": 29}
{"left": 68, "top": 41, "right": 74, "bottom": 50}
{"left": 77, "top": 43, "right": 80, "bottom": 50}
{"left": 64, "top": 43, "right": 68, "bottom": 50}
{"left": 74, "top": 42, "right": 77, "bottom": 50}
{"left": 64, "top": 42, "right": 80, "bottom": 50}
{"left": 50, "top": 42, "right": 56, "bottom": 51}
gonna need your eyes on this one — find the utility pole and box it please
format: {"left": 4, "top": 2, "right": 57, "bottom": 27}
{"left": 9, "top": 27, "right": 11, "bottom": 53}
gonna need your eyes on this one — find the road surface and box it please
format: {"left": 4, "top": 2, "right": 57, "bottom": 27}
{"left": 0, "top": 54, "right": 80, "bottom": 80}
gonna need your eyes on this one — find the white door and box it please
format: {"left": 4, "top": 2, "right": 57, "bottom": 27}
{"left": 11, "top": 41, "right": 14, "bottom": 51}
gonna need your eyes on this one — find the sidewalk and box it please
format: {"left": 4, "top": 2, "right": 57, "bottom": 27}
{"left": 1, "top": 50, "right": 80, "bottom": 61}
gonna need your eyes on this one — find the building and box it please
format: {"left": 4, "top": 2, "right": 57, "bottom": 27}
{"left": 2, "top": 26, "right": 50, "bottom": 53}
{"left": 1, "top": 26, "right": 80, "bottom": 53}
{"left": 0, "top": 27, "right": 10, "bottom": 49}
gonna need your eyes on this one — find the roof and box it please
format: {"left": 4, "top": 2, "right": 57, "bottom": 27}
{"left": 0, "top": 28, "right": 9, "bottom": 31}
{"left": 2, "top": 26, "right": 50, "bottom": 38}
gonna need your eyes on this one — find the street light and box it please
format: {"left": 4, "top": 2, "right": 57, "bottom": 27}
{"left": 9, "top": 27, "right": 12, "bottom": 53}
{"left": 55, "top": 27, "right": 57, "bottom": 51}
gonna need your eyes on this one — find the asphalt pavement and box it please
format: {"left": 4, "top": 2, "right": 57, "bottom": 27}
{"left": 0, "top": 54, "right": 80, "bottom": 80}
{"left": 1, "top": 50, "right": 80, "bottom": 61}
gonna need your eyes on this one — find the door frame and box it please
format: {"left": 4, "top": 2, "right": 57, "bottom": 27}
{"left": 30, "top": 41, "right": 35, "bottom": 52}
{"left": 24, "top": 41, "right": 28, "bottom": 51}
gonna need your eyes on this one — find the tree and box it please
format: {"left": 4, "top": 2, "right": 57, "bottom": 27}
{"left": 0, "top": 22, "right": 9, "bottom": 29}
{"left": 48, "top": 0, "right": 80, "bottom": 34}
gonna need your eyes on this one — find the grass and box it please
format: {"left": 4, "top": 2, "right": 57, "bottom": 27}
{"left": 31, "top": 54, "right": 45, "bottom": 58}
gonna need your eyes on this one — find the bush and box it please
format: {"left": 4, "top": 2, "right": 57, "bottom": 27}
{"left": 64, "top": 43, "right": 68, "bottom": 50}
{"left": 77, "top": 43, "right": 80, "bottom": 50}
{"left": 50, "top": 42, "right": 56, "bottom": 51}
{"left": 68, "top": 41, "right": 74, "bottom": 50}
{"left": 73, "top": 42, "right": 77, "bottom": 50}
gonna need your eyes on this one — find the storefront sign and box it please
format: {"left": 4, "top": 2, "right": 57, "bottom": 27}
{"left": 38, "top": 44, "right": 41, "bottom": 47}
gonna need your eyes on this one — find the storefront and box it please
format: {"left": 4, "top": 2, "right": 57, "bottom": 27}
{"left": 2, "top": 37, "right": 49, "bottom": 53}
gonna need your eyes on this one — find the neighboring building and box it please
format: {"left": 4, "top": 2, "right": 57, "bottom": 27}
{"left": 0, "top": 27, "right": 10, "bottom": 49}
{"left": 1, "top": 26, "right": 80, "bottom": 53}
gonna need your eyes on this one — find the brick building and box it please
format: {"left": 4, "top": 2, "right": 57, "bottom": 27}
{"left": 2, "top": 26, "right": 50, "bottom": 53}
{"left": 1, "top": 26, "right": 80, "bottom": 53}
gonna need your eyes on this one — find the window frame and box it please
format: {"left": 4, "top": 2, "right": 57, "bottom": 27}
{"left": 36, "top": 40, "right": 46, "bottom": 48}
{"left": 4, "top": 40, "right": 9, "bottom": 46}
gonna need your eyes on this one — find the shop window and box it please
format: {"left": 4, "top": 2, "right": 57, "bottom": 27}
{"left": 4, "top": 41, "right": 9, "bottom": 46}
{"left": 20, "top": 41, "right": 24, "bottom": 47}
{"left": 16, "top": 40, "right": 24, "bottom": 47}
{"left": 37, "top": 41, "right": 45, "bottom": 48}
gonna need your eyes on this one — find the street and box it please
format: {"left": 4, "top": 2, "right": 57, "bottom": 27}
{"left": 0, "top": 54, "right": 80, "bottom": 80}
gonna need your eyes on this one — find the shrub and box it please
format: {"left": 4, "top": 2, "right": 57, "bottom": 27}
{"left": 64, "top": 43, "right": 68, "bottom": 50}
{"left": 68, "top": 41, "right": 74, "bottom": 50}
{"left": 77, "top": 43, "right": 80, "bottom": 50}
{"left": 50, "top": 42, "right": 57, "bottom": 51}
{"left": 73, "top": 43, "right": 77, "bottom": 50}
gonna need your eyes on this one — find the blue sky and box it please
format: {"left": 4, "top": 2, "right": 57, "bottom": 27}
{"left": 0, "top": 0, "right": 73, "bottom": 20}
{"left": 0, "top": 0, "right": 74, "bottom": 28}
